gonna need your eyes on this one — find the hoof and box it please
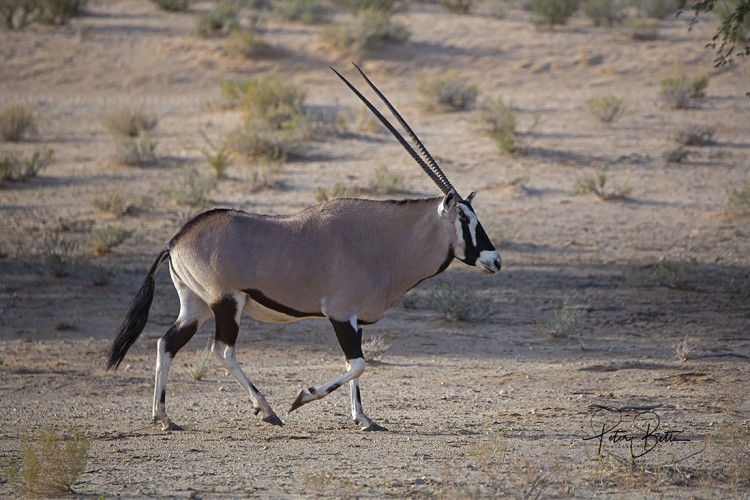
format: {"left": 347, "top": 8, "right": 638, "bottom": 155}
{"left": 289, "top": 388, "right": 314, "bottom": 413}
{"left": 162, "top": 421, "right": 185, "bottom": 432}
{"left": 362, "top": 422, "right": 389, "bottom": 432}
{"left": 263, "top": 414, "right": 284, "bottom": 426}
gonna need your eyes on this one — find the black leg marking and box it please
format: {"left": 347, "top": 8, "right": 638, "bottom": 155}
{"left": 330, "top": 320, "right": 364, "bottom": 360}
{"left": 212, "top": 296, "right": 239, "bottom": 346}
{"left": 163, "top": 321, "right": 198, "bottom": 358}
{"left": 160, "top": 390, "right": 166, "bottom": 405}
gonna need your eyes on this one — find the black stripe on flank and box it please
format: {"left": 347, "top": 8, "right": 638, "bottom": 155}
{"left": 243, "top": 289, "right": 324, "bottom": 319}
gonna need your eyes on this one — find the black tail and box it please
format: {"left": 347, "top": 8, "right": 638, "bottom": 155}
{"left": 106, "top": 248, "right": 170, "bottom": 371}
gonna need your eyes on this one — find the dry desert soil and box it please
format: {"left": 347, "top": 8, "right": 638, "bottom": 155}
{"left": 1, "top": 1, "right": 749, "bottom": 498}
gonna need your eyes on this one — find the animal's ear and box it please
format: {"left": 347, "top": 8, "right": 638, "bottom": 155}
{"left": 439, "top": 190, "right": 457, "bottom": 216}
{"left": 466, "top": 191, "right": 477, "bottom": 204}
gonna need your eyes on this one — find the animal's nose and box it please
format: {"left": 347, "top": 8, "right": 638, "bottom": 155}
{"left": 494, "top": 258, "right": 502, "bottom": 270}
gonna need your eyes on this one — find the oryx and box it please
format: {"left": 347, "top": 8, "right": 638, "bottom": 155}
{"left": 107, "top": 64, "right": 501, "bottom": 432}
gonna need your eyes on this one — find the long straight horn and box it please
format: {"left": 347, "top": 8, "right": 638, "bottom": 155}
{"left": 331, "top": 66, "right": 457, "bottom": 196}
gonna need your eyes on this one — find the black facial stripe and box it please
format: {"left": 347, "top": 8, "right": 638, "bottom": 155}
{"left": 460, "top": 218, "right": 480, "bottom": 265}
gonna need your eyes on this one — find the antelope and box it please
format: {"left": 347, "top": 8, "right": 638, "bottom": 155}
{"left": 107, "top": 64, "right": 501, "bottom": 432}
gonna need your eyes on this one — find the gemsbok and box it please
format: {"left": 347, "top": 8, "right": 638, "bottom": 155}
{"left": 107, "top": 64, "right": 501, "bottom": 432}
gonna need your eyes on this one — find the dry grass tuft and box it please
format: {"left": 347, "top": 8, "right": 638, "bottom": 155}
{"left": 418, "top": 73, "right": 479, "bottom": 112}
{"left": 90, "top": 225, "right": 133, "bottom": 256}
{"left": 426, "top": 284, "right": 495, "bottom": 322}
{"left": 362, "top": 335, "right": 390, "bottom": 361}
{"left": 573, "top": 168, "right": 632, "bottom": 201}
{"left": 726, "top": 183, "right": 750, "bottom": 216}
{"left": 0, "top": 104, "right": 37, "bottom": 141}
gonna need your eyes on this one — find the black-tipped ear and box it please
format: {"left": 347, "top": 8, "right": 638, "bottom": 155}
{"left": 466, "top": 191, "right": 477, "bottom": 204}
{"left": 441, "top": 190, "right": 457, "bottom": 214}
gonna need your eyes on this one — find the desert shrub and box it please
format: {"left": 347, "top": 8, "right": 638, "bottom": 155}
{"left": 225, "top": 29, "right": 275, "bottom": 58}
{"left": 320, "top": 8, "right": 409, "bottom": 57}
{"left": 240, "top": 77, "right": 306, "bottom": 125}
{"left": 104, "top": 108, "right": 157, "bottom": 138}
{"left": 674, "top": 334, "right": 698, "bottom": 362}
{"left": 315, "top": 182, "right": 361, "bottom": 202}
{"left": 362, "top": 335, "right": 390, "bottom": 361}
{"left": 426, "top": 284, "right": 495, "bottom": 322}
{"left": 716, "top": 0, "right": 750, "bottom": 41}
{"left": 582, "top": 0, "right": 625, "bottom": 26}
{"left": 440, "top": 0, "right": 476, "bottom": 14}
{"left": 478, "top": 97, "right": 517, "bottom": 154}
{"left": 90, "top": 225, "right": 132, "bottom": 256}
{"left": 539, "top": 294, "right": 582, "bottom": 338}
{"left": 188, "top": 341, "right": 213, "bottom": 381}
{"left": 369, "top": 165, "right": 408, "bottom": 194}
{"left": 663, "top": 145, "right": 688, "bottom": 163}
{"left": 200, "top": 131, "right": 233, "bottom": 179}
{"left": 336, "top": 105, "right": 384, "bottom": 134}
{"left": 229, "top": 123, "right": 302, "bottom": 161}
{"left": 586, "top": 95, "right": 625, "bottom": 123}
{"left": 247, "top": 157, "right": 284, "bottom": 190}
{"left": 35, "top": 0, "right": 86, "bottom": 25}
{"left": 115, "top": 131, "right": 158, "bottom": 166}
{"left": 653, "top": 257, "right": 697, "bottom": 289}
{"left": 37, "top": 233, "right": 78, "bottom": 277}
{"left": 632, "top": 0, "right": 679, "bottom": 19}
{"left": 80, "top": 259, "right": 117, "bottom": 286}
{"left": 625, "top": 17, "right": 659, "bottom": 40}
{"left": 169, "top": 165, "right": 216, "bottom": 206}
{"left": 418, "top": 74, "right": 479, "bottom": 112}
{"left": 675, "top": 124, "right": 715, "bottom": 146}
{"left": 726, "top": 183, "right": 750, "bottom": 216}
{"left": 0, "top": 148, "right": 52, "bottom": 182}
{"left": 333, "top": 0, "right": 404, "bottom": 13}
{"left": 530, "top": 0, "right": 579, "bottom": 27}
{"left": 0, "top": 104, "right": 37, "bottom": 141}
{"left": 573, "top": 168, "right": 632, "bottom": 200}
{"left": 194, "top": 1, "right": 239, "bottom": 37}
{"left": 150, "top": 0, "right": 190, "bottom": 11}
{"left": 91, "top": 191, "right": 129, "bottom": 216}
{"left": 660, "top": 74, "right": 709, "bottom": 109}
{"left": 272, "top": 0, "right": 331, "bottom": 24}
{"left": 8, "top": 427, "right": 90, "bottom": 496}
{"left": 1, "top": 0, "right": 38, "bottom": 29}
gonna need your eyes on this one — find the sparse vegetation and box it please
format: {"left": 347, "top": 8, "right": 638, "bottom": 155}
{"left": 115, "top": 130, "right": 158, "bottom": 166}
{"left": 247, "top": 157, "right": 284, "bottom": 191}
{"left": 225, "top": 29, "right": 275, "bottom": 58}
{"left": 663, "top": 145, "right": 689, "bottom": 163}
{"left": 320, "top": 8, "right": 409, "bottom": 57}
{"left": 90, "top": 225, "right": 133, "bottom": 256}
{"left": 426, "top": 284, "right": 495, "bottom": 322}
{"left": 81, "top": 259, "right": 117, "bottom": 286}
{"left": 201, "top": 131, "right": 234, "bottom": 179}
{"left": 272, "top": 0, "right": 332, "bottom": 24}
{"left": 582, "top": 0, "right": 626, "bottom": 26}
{"left": 315, "top": 182, "right": 361, "bottom": 202}
{"left": 586, "top": 95, "right": 625, "bottom": 123}
{"left": 194, "top": 1, "right": 239, "bottom": 37}
{"left": 674, "top": 334, "right": 698, "bottom": 361}
{"left": 169, "top": 165, "right": 216, "bottom": 206}
{"left": 8, "top": 427, "right": 90, "bottom": 497}
{"left": 150, "top": 0, "right": 190, "bottom": 11}
{"left": 531, "top": 0, "right": 580, "bottom": 27}
{"left": 336, "top": 105, "right": 384, "bottom": 135}
{"left": 660, "top": 74, "right": 709, "bottom": 109}
{"left": 439, "top": 0, "right": 476, "bottom": 14}
{"left": 0, "top": 148, "right": 53, "bottom": 182}
{"left": 104, "top": 108, "right": 158, "bottom": 138}
{"left": 188, "top": 341, "right": 213, "bottom": 381}
{"left": 539, "top": 294, "right": 583, "bottom": 338}
{"left": 418, "top": 74, "right": 479, "bottom": 112}
{"left": 573, "top": 168, "right": 632, "bottom": 200}
{"left": 726, "top": 183, "right": 750, "bottom": 216}
{"left": 37, "top": 233, "right": 78, "bottom": 277}
{"left": 369, "top": 165, "right": 408, "bottom": 194}
{"left": 35, "top": 0, "right": 86, "bottom": 25}
{"left": 633, "top": 0, "right": 679, "bottom": 19}
{"left": 362, "top": 335, "right": 390, "bottom": 361}
{"left": 0, "top": 104, "right": 37, "bottom": 141}
{"left": 653, "top": 257, "right": 697, "bottom": 289}
{"left": 625, "top": 17, "right": 659, "bottom": 40}
{"left": 675, "top": 124, "right": 715, "bottom": 146}
{"left": 91, "top": 191, "right": 129, "bottom": 216}
{"left": 478, "top": 97, "right": 518, "bottom": 154}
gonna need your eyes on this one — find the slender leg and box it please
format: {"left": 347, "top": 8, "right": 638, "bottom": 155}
{"left": 153, "top": 277, "right": 211, "bottom": 431}
{"left": 290, "top": 317, "right": 387, "bottom": 431}
{"left": 211, "top": 294, "right": 283, "bottom": 426}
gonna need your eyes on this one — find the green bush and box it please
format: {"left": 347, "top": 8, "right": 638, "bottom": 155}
{"left": 240, "top": 77, "right": 306, "bottom": 125}
{"left": 660, "top": 74, "right": 709, "bottom": 109}
{"left": 531, "top": 0, "right": 579, "bottom": 27}
{"left": 478, "top": 97, "right": 517, "bottom": 154}
{"left": 1, "top": 0, "right": 38, "bottom": 29}
{"left": 0, "top": 104, "right": 37, "bottom": 141}
{"left": 272, "top": 0, "right": 331, "bottom": 24}
{"left": 194, "top": 1, "right": 239, "bottom": 37}
{"left": 8, "top": 428, "right": 90, "bottom": 496}
{"left": 418, "top": 74, "right": 479, "bottom": 112}
{"left": 0, "top": 148, "right": 53, "bottom": 182}
{"left": 36, "top": 0, "right": 86, "bottom": 25}
{"left": 582, "top": 0, "right": 625, "bottom": 26}
{"left": 320, "top": 8, "right": 409, "bottom": 57}
{"left": 726, "top": 183, "right": 750, "bottom": 216}
{"left": 150, "top": 0, "right": 190, "bottom": 11}
{"left": 586, "top": 95, "right": 625, "bottom": 123}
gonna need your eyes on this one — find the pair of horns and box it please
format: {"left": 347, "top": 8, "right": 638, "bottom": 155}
{"left": 331, "top": 63, "right": 458, "bottom": 197}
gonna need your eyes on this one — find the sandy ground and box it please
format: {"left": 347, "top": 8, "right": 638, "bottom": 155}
{"left": 1, "top": 0, "right": 749, "bottom": 498}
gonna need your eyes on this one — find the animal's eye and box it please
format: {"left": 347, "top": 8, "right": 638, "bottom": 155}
{"left": 459, "top": 216, "right": 469, "bottom": 223}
